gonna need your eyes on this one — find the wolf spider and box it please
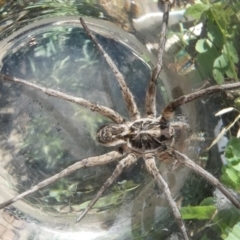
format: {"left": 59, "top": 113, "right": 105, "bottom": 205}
{"left": 0, "top": 1, "right": 240, "bottom": 240}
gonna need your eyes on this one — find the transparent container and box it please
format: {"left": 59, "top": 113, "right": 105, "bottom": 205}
{"left": 0, "top": 1, "right": 228, "bottom": 239}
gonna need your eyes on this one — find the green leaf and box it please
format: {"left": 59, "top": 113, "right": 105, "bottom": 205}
{"left": 213, "top": 54, "right": 229, "bottom": 69}
{"left": 196, "top": 46, "right": 219, "bottom": 79}
{"left": 200, "top": 197, "right": 215, "bottom": 206}
{"left": 207, "top": 22, "right": 224, "bottom": 49}
{"left": 223, "top": 42, "right": 239, "bottom": 64}
{"left": 49, "top": 189, "right": 67, "bottom": 202}
{"left": 222, "top": 138, "right": 240, "bottom": 190}
{"left": 68, "top": 182, "right": 78, "bottom": 192}
{"left": 211, "top": 2, "right": 234, "bottom": 32}
{"left": 221, "top": 165, "right": 240, "bottom": 191}
{"left": 225, "top": 223, "right": 240, "bottom": 240}
{"left": 213, "top": 68, "right": 224, "bottom": 84}
{"left": 200, "top": 235, "right": 211, "bottom": 240}
{"left": 73, "top": 191, "right": 123, "bottom": 211}
{"left": 185, "top": 3, "right": 210, "bottom": 21}
{"left": 234, "top": 98, "right": 240, "bottom": 111}
{"left": 232, "top": 162, "right": 240, "bottom": 172}
{"left": 225, "top": 66, "right": 236, "bottom": 79}
{"left": 195, "top": 39, "right": 211, "bottom": 53}
{"left": 226, "top": 138, "right": 240, "bottom": 158}
{"left": 180, "top": 205, "right": 217, "bottom": 220}
{"left": 225, "top": 168, "right": 239, "bottom": 183}
{"left": 214, "top": 208, "right": 240, "bottom": 234}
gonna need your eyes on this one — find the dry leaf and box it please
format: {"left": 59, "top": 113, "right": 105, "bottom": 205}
{"left": 207, "top": 114, "right": 240, "bottom": 150}
{"left": 215, "top": 107, "right": 235, "bottom": 116}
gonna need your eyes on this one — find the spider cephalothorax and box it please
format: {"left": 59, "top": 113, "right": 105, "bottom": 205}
{"left": 96, "top": 123, "right": 128, "bottom": 146}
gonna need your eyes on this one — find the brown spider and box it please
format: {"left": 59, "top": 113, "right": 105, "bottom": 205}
{"left": 0, "top": 1, "right": 240, "bottom": 239}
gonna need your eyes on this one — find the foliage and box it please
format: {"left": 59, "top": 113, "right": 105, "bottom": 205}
{"left": 21, "top": 114, "right": 68, "bottom": 172}
{"left": 180, "top": 137, "right": 240, "bottom": 239}
{"left": 177, "top": 8, "right": 240, "bottom": 236}
{"left": 185, "top": 0, "right": 240, "bottom": 83}
{"left": 221, "top": 138, "right": 240, "bottom": 191}
{"left": 224, "top": 222, "right": 240, "bottom": 240}
{"left": 180, "top": 204, "right": 216, "bottom": 220}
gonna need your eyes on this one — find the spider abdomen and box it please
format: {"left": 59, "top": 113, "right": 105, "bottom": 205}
{"left": 127, "top": 118, "right": 174, "bottom": 153}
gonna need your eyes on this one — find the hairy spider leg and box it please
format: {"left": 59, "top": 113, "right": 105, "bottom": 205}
{"left": 80, "top": 18, "right": 140, "bottom": 121}
{"left": 173, "top": 149, "right": 240, "bottom": 208}
{"left": 159, "top": 81, "right": 240, "bottom": 126}
{"left": 0, "top": 150, "right": 125, "bottom": 209}
{"left": 144, "top": 153, "right": 189, "bottom": 240}
{"left": 76, "top": 152, "right": 138, "bottom": 222}
{"left": 145, "top": 2, "right": 170, "bottom": 118}
{"left": 0, "top": 74, "right": 124, "bottom": 124}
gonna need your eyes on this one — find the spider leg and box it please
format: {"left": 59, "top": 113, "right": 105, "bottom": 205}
{"left": 80, "top": 18, "right": 140, "bottom": 120}
{"left": 173, "top": 149, "right": 240, "bottom": 209}
{"left": 159, "top": 81, "right": 240, "bottom": 125}
{"left": 145, "top": 1, "right": 170, "bottom": 118}
{"left": 0, "top": 150, "right": 125, "bottom": 210}
{"left": 0, "top": 74, "right": 124, "bottom": 124}
{"left": 144, "top": 153, "right": 189, "bottom": 240}
{"left": 76, "top": 152, "right": 138, "bottom": 222}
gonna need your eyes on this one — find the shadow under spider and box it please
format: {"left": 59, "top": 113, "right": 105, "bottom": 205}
{"left": 0, "top": 1, "right": 240, "bottom": 240}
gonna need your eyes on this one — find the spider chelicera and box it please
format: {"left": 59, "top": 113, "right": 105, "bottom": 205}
{"left": 0, "top": 1, "right": 240, "bottom": 240}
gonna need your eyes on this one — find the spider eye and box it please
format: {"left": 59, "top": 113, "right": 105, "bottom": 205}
{"left": 96, "top": 124, "right": 127, "bottom": 146}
